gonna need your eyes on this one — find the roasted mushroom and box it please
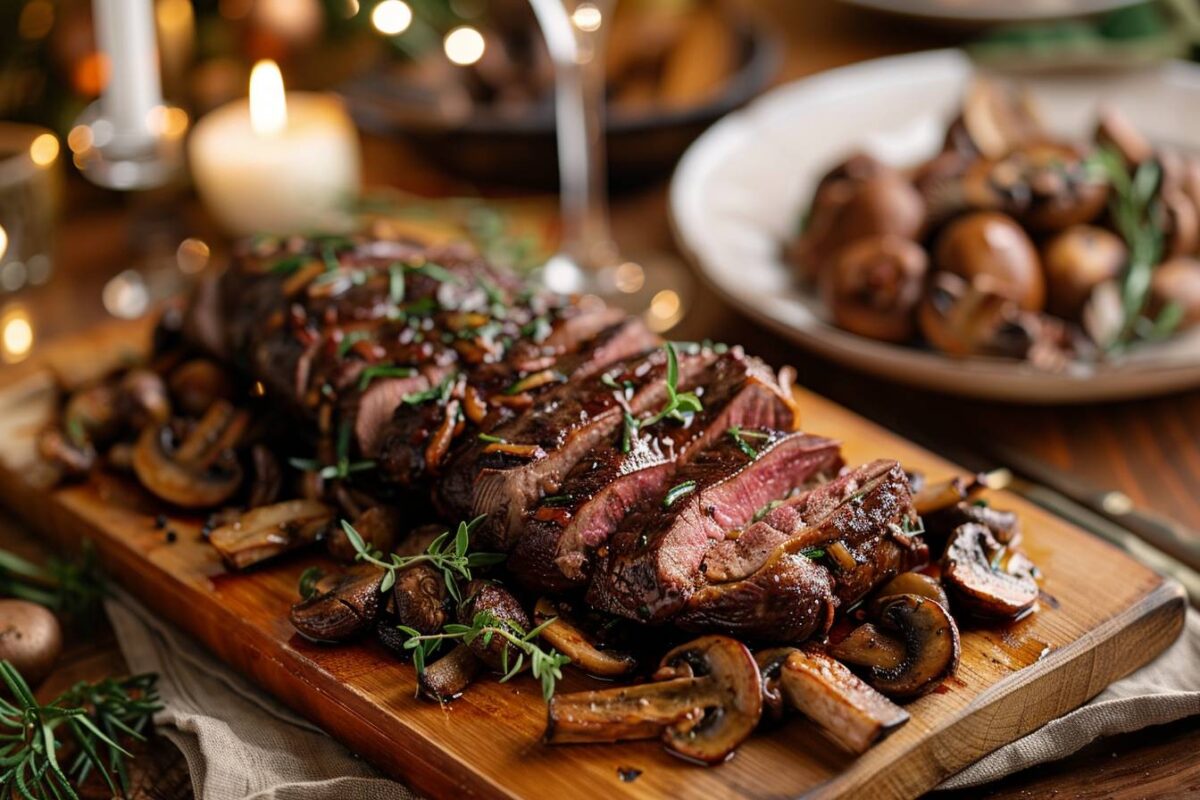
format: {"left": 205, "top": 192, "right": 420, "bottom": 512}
{"left": 923, "top": 500, "right": 1021, "bottom": 550}
{"left": 934, "top": 212, "right": 1045, "bottom": 311}
{"left": 1095, "top": 106, "right": 1153, "bottom": 166}
{"left": 0, "top": 600, "right": 63, "bottom": 686}
{"left": 63, "top": 384, "right": 121, "bottom": 445}
{"left": 419, "top": 645, "right": 484, "bottom": 702}
{"left": 393, "top": 563, "right": 451, "bottom": 635}
{"left": 941, "top": 523, "right": 1039, "bottom": 620}
{"left": 289, "top": 567, "right": 384, "bottom": 642}
{"left": 1042, "top": 225, "right": 1127, "bottom": 320}
{"left": 819, "top": 234, "right": 928, "bottom": 342}
{"left": 132, "top": 401, "right": 249, "bottom": 508}
{"left": 790, "top": 155, "right": 925, "bottom": 282}
{"left": 117, "top": 369, "right": 171, "bottom": 429}
{"left": 911, "top": 474, "right": 984, "bottom": 517}
{"left": 867, "top": 572, "right": 949, "bottom": 617}
{"left": 248, "top": 444, "right": 283, "bottom": 508}
{"left": 1149, "top": 256, "right": 1200, "bottom": 330}
{"left": 457, "top": 580, "right": 531, "bottom": 671}
{"left": 533, "top": 597, "right": 638, "bottom": 678}
{"left": 830, "top": 594, "right": 960, "bottom": 699}
{"left": 546, "top": 635, "right": 763, "bottom": 764}
{"left": 756, "top": 646, "right": 909, "bottom": 754}
{"left": 918, "top": 273, "right": 1041, "bottom": 358}
{"left": 208, "top": 499, "right": 333, "bottom": 569}
{"left": 326, "top": 506, "right": 401, "bottom": 562}
{"left": 38, "top": 428, "right": 96, "bottom": 478}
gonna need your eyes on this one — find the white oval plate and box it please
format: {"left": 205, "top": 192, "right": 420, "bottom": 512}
{"left": 843, "top": 0, "right": 1142, "bottom": 23}
{"left": 670, "top": 49, "right": 1200, "bottom": 404}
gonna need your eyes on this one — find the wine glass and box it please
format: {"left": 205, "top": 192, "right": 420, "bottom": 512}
{"left": 528, "top": 0, "right": 693, "bottom": 332}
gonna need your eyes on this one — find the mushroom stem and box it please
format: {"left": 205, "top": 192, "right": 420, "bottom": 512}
{"left": 546, "top": 678, "right": 707, "bottom": 744}
{"left": 533, "top": 598, "right": 637, "bottom": 678}
{"left": 175, "top": 400, "right": 249, "bottom": 469}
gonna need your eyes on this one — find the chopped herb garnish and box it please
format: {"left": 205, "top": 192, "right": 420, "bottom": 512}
{"left": 641, "top": 343, "right": 703, "bottom": 427}
{"left": 388, "top": 263, "right": 406, "bottom": 304}
{"left": 621, "top": 411, "right": 639, "bottom": 454}
{"left": 268, "top": 254, "right": 307, "bottom": 275}
{"left": 800, "top": 547, "right": 825, "bottom": 559}
{"left": 727, "top": 426, "right": 771, "bottom": 458}
{"left": 402, "top": 374, "right": 456, "bottom": 406}
{"left": 337, "top": 330, "right": 371, "bottom": 357}
{"left": 320, "top": 245, "right": 340, "bottom": 272}
{"left": 662, "top": 480, "right": 698, "bottom": 508}
{"left": 410, "top": 261, "right": 461, "bottom": 285}
{"left": 358, "top": 365, "right": 417, "bottom": 391}
{"left": 752, "top": 499, "right": 784, "bottom": 523}
{"left": 478, "top": 433, "right": 507, "bottom": 444}
{"left": 520, "top": 316, "right": 552, "bottom": 343}
{"left": 298, "top": 566, "right": 324, "bottom": 600}
{"left": 541, "top": 494, "right": 575, "bottom": 507}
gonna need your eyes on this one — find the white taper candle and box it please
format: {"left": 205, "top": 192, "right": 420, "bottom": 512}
{"left": 92, "top": 0, "right": 164, "bottom": 153}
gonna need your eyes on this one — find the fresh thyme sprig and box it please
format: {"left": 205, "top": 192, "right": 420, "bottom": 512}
{"left": 288, "top": 420, "right": 376, "bottom": 481}
{"left": 0, "top": 545, "right": 106, "bottom": 622}
{"left": 1086, "top": 147, "right": 1173, "bottom": 349}
{"left": 0, "top": 661, "right": 161, "bottom": 800}
{"left": 342, "top": 515, "right": 505, "bottom": 601}
{"left": 397, "top": 610, "right": 569, "bottom": 701}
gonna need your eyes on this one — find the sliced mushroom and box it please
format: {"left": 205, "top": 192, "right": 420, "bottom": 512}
{"left": 756, "top": 647, "right": 909, "bottom": 754}
{"left": 918, "top": 273, "right": 1042, "bottom": 359}
{"left": 419, "top": 644, "right": 484, "bottom": 702}
{"left": 868, "top": 572, "right": 949, "bottom": 617}
{"left": 457, "top": 580, "right": 531, "bottom": 672}
{"left": 132, "top": 401, "right": 249, "bottom": 509}
{"left": 828, "top": 623, "right": 906, "bottom": 672}
{"left": 960, "top": 79, "right": 1042, "bottom": 159}
{"left": 546, "top": 635, "right": 763, "bottom": 764}
{"left": 941, "top": 523, "right": 1039, "bottom": 619}
{"left": 326, "top": 506, "right": 402, "bottom": 562}
{"left": 911, "top": 474, "right": 984, "bottom": 516}
{"left": 1095, "top": 106, "right": 1153, "bottom": 166}
{"left": 830, "top": 594, "right": 960, "bottom": 699}
{"left": 289, "top": 567, "right": 384, "bottom": 643}
{"left": 63, "top": 384, "right": 121, "bottom": 445}
{"left": 208, "top": 499, "right": 333, "bottom": 569}
{"left": 533, "top": 597, "right": 638, "bottom": 678}
{"left": 38, "top": 428, "right": 96, "bottom": 478}
{"left": 924, "top": 500, "right": 1021, "bottom": 550}
{"left": 819, "top": 234, "right": 928, "bottom": 343}
{"left": 117, "top": 369, "right": 171, "bottom": 429}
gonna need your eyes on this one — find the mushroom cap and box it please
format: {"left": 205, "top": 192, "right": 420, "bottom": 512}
{"left": 941, "top": 523, "right": 1039, "bottom": 619}
{"left": 457, "top": 580, "right": 531, "bottom": 671}
{"left": 918, "top": 272, "right": 1040, "bottom": 359}
{"left": 652, "top": 635, "right": 764, "bottom": 764}
{"left": 868, "top": 572, "right": 949, "bottom": 617}
{"left": 289, "top": 567, "right": 384, "bottom": 643}
{"left": 934, "top": 212, "right": 1045, "bottom": 311}
{"left": 132, "top": 420, "right": 244, "bottom": 509}
{"left": 1042, "top": 225, "right": 1127, "bottom": 320}
{"left": 0, "top": 600, "right": 62, "bottom": 687}
{"left": 834, "top": 594, "right": 960, "bottom": 699}
{"left": 820, "top": 234, "right": 929, "bottom": 343}
{"left": 1150, "top": 257, "right": 1200, "bottom": 330}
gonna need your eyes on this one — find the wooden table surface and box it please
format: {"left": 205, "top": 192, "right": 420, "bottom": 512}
{"left": 1, "top": 1, "right": 1197, "bottom": 797}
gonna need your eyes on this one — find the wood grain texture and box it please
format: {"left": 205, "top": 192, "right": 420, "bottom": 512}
{"left": 0, "top": 322, "right": 1186, "bottom": 800}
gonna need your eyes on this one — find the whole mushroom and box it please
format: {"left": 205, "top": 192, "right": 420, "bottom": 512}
{"left": 819, "top": 234, "right": 928, "bottom": 343}
{"left": 0, "top": 599, "right": 62, "bottom": 686}
{"left": 1042, "top": 225, "right": 1127, "bottom": 320}
{"left": 546, "top": 635, "right": 763, "bottom": 764}
{"left": 1149, "top": 257, "right": 1200, "bottom": 330}
{"left": 934, "top": 212, "right": 1045, "bottom": 311}
{"left": 918, "top": 272, "right": 1041, "bottom": 359}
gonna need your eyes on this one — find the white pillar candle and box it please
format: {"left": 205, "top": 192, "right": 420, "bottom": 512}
{"left": 93, "top": 0, "right": 164, "bottom": 153}
{"left": 188, "top": 61, "right": 361, "bottom": 236}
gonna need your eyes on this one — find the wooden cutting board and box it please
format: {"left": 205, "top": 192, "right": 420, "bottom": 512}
{"left": 0, "top": 318, "right": 1185, "bottom": 800}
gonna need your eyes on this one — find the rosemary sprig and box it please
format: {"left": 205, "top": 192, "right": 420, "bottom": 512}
{"left": 0, "top": 661, "right": 161, "bottom": 799}
{"left": 0, "top": 545, "right": 106, "bottom": 621}
{"left": 342, "top": 516, "right": 505, "bottom": 601}
{"left": 641, "top": 343, "right": 703, "bottom": 427}
{"left": 1086, "top": 147, "right": 1168, "bottom": 349}
{"left": 727, "top": 426, "right": 771, "bottom": 458}
{"left": 662, "top": 480, "right": 698, "bottom": 508}
{"left": 800, "top": 548, "right": 825, "bottom": 559}
{"left": 397, "top": 610, "right": 569, "bottom": 701}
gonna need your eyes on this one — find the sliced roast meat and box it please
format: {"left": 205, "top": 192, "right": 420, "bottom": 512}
{"left": 437, "top": 346, "right": 723, "bottom": 550}
{"left": 675, "top": 461, "right": 927, "bottom": 641}
{"left": 586, "top": 431, "right": 842, "bottom": 624}
{"left": 353, "top": 364, "right": 452, "bottom": 458}
{"left": 507, "top": 351, "right": 802, "bottom": 592}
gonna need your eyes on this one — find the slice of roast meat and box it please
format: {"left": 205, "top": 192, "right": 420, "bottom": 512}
{"left": 586, "top": 431, "right": 842, "bottom": 624}
{"left": 507, "top": 352, "right": 803, "bottom": 592}
{"left": 675, "top": 460, "right": 928, "bottom": 641}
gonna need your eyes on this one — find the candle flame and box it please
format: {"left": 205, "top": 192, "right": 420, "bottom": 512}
{"left": 249, "top": 60, "right": 287, "bottom": 138}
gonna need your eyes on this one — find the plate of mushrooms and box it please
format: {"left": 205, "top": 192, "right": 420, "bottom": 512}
{"left": 670, "top": 49, "right": 1200, "bottom": 402}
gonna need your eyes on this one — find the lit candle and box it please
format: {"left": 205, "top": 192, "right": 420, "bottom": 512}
{"left": 92, "top": 0, "right": 164, "bottom": 152}
{"left": 188, "top": 61, "right": 361, "bottom": 236}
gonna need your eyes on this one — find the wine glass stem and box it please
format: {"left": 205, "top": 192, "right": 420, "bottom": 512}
{"left": 530, "top": 0, "right": 617, "bottom": 272}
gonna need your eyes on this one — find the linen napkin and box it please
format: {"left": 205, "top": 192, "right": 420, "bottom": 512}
{"left": 105, "top": 589, "right": 1200, "bottom": 798}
